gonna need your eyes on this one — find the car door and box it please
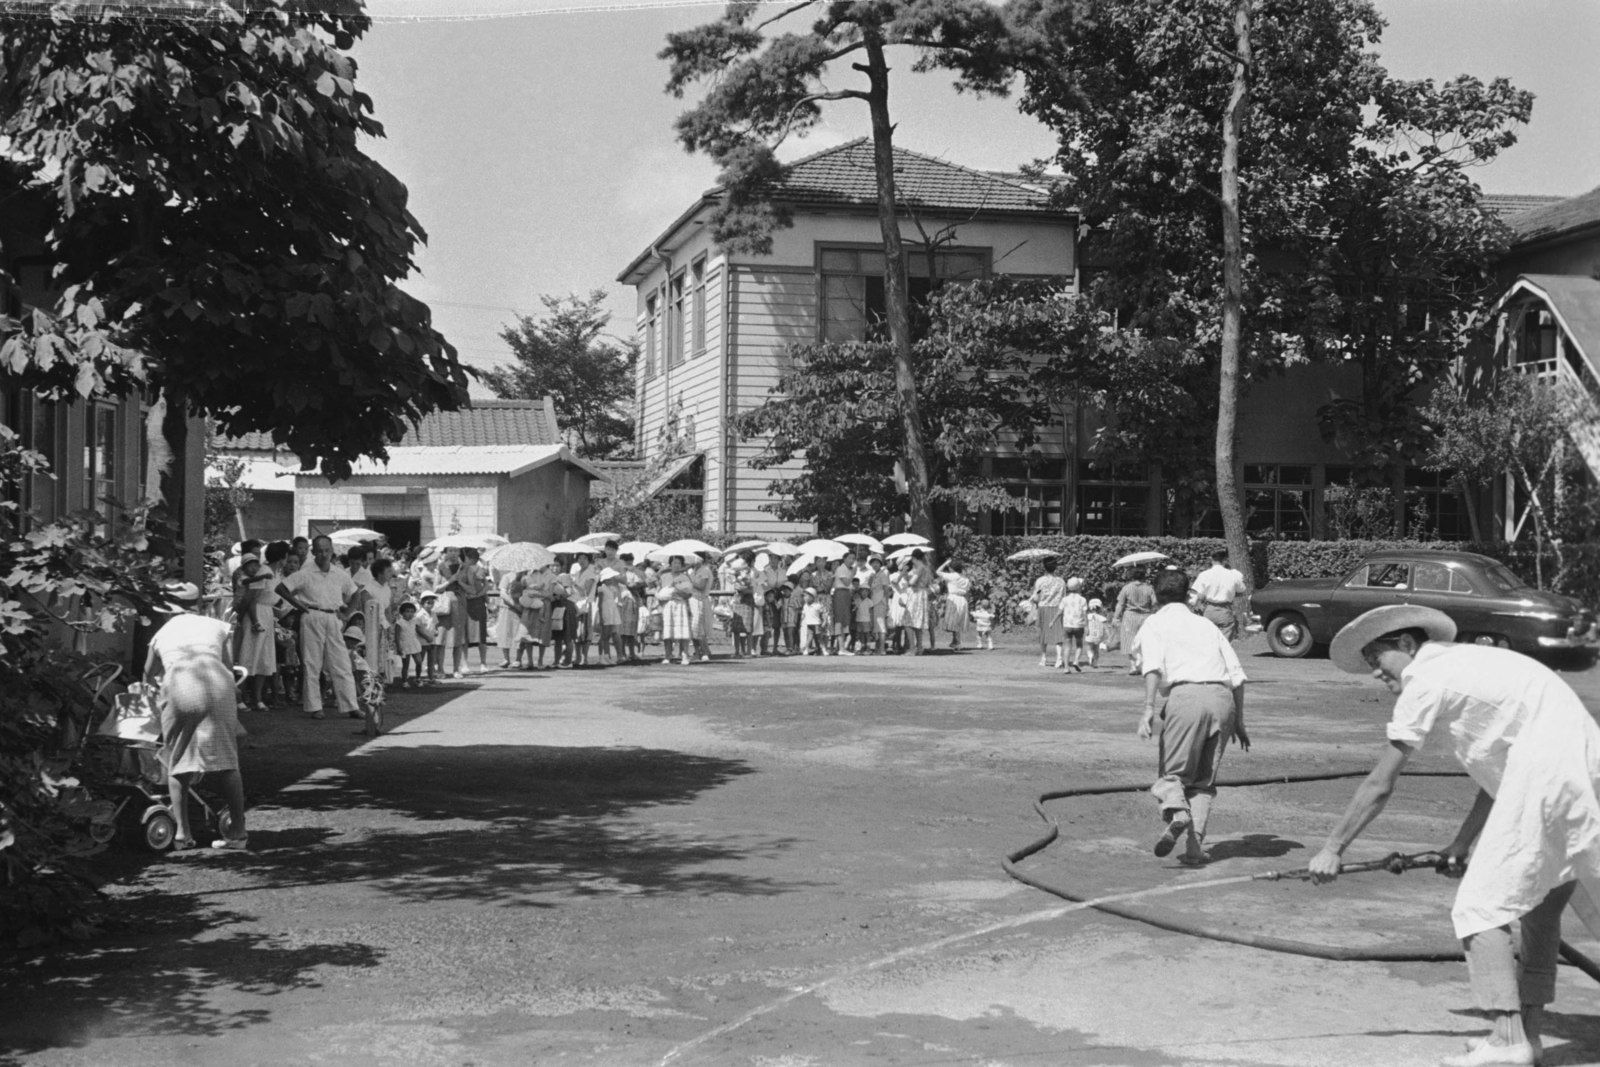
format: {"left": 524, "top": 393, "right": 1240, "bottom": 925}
{"left": 1415, "top": 561, "right": 1498, "bottom": 637}
{"left": 1321, "top": 560, "right": 1412, "bottom": 638}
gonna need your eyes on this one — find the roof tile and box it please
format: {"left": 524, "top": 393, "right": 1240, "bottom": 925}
{"left": 219, "top": 398, "right": 558, "bottom": 453}
{"left": 1510, "top": 186, "right": 1600, "bottom": 247}
{"left": 765, "top": 139, "right": 1058, "bottom": 215}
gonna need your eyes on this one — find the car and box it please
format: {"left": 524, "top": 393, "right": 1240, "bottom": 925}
{"left": 1249, "top": 549, "right": 1597, "bottom": 659}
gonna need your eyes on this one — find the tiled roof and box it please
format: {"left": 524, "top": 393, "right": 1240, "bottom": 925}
{"left": 1482, "top": 193, "right": 1567, "bottom": 219}
{"left": 218, "top": 398, "right": 558, "bottom": 454}
{"left": 767, "top": 139, "right": 1057, "bottom": 215}
{"left": 294, "top": 444, "right": 604, "bottom": 480}
{"left": 1509, "top": 186, "right": 1600, "bottom": 247}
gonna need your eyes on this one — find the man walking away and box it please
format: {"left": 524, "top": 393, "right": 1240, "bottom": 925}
{"left": 1191, "top": 548, "right": 1248, "bottom": 640}
{"left": 1132, "top": 568, "right": 1250, "bottom": 865}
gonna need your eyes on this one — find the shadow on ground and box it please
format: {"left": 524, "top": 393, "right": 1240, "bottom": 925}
{"left": 0, "top": 895, "right": 382, "bottom": 1062}
{"left": 175, "top": 741, "right": 802, "bottom": 907}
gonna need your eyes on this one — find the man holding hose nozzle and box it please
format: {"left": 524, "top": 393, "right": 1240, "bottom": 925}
{"left": 1310, "top": 604, "right": 1600, "bottom": 1067}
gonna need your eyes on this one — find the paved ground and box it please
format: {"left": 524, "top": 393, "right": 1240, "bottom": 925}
{"left": 5, "top": 637, "right": 1600, "bottom": 1067}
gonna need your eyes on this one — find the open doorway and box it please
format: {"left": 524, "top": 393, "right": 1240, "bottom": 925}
{"left": 367, "top": 518, "right": 422, "bottom": 552}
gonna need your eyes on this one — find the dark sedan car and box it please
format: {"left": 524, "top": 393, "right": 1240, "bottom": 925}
{"left": 1250, "top": 549, "right": 1597, "bottom": 659}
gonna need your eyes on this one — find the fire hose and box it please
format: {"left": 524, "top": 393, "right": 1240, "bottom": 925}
{"left": 1003, "top": 769, "right": 1600, "bottom": 983}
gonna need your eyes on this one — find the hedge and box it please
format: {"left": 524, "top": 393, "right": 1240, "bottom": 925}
{"left": 942, "top": 532, "right": 1600, "bottom": 629}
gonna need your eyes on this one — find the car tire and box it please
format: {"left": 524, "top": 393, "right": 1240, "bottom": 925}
{"left": 1266, "top": 614, "right": 1315, "bottom": 658}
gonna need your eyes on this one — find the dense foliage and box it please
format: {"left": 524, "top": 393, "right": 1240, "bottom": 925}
{"left": 0, "top": 429, "right": 172, "bottom": 947}
{"left": 483, "top": 291, "right": 639, "bottom": 459}
{"left": 0, "top": 1, "right": 469, "bottom": 478}
{"left": 1005, "top": 0, "right": 1532, "bottom": 528}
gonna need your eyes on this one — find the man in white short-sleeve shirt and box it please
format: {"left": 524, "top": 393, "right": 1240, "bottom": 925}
{"left": 1132, "top": 568, "right": 1250, "bottom": 864}
{"left": 1311, "top": 604, "right": 1600, "bottom": 1067}
{"left": 1189, "top": 549, "right": 1248, "bottom": 639}
{"left": 276, "top": 534, "right": 359, "bottom": 718}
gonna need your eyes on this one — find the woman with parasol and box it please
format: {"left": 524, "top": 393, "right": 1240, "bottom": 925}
{"left": 1112, "top": 567, "right": 1159, "bottom": 675}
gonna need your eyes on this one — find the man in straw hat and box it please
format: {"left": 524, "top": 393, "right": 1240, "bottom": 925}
{"left": 1310, "top": 604, "right": 1600, "bottom": 1066}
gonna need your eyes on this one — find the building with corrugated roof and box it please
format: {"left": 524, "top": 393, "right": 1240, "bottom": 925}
{"left": 213, "top": 398, "right": 606, "bottom": 547}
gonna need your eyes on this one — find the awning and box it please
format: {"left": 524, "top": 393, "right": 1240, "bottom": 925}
{"left": 641, "top": 452, "right": 702, "bottom": 498}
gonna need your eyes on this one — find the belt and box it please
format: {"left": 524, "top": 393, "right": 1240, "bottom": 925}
{"left": 1203, "top": 599, "right": 1235, "bottom": 607}
{"left": 306, "top": 607, "right": 340, "bottom": 613}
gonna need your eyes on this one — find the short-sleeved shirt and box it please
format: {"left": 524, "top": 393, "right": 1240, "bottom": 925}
{"left": 1191, "top": 564, "right": 1248, "bottom": 606}
{"left": 282, "top": 564, "right": 357, "bottom": 611}
{"left": 1032, "top": 574, "right": 1068, "bottom": 609}
{"left": 1132, "top": 603, "right": 1248, "bottom": 696}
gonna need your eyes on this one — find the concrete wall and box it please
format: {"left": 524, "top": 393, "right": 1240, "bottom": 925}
{"left": 295, "top": 475, "right": 501, "bottom": 541}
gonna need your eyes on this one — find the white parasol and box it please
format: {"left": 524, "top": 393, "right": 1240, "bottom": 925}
{"left": 329, "top": 526, "right": 384, "bottom": 542}
{"left": 578, "top": 531, "right": 621, "bottom": 545}
{"left": 722, "top": 539, "right": 769, "bottom": 555}
{"left": 786, "top": 554, "right": 818, "bottom": 578}
{"left": 1007, "top": 548, "right": 1061, "bottom": 562}
{"left": 761, "top": 542, "right": 803, "bottom": 558}
{"left": 426, "top": 532, "right": 509, "bottom": 551}
{"left": 833, "top": 533, "right": 884, "bottom": 555}
{"left": 617, "top": 540, "right": 662, "bottom": 561}
{"left": 647, "top": 538, "right": 723, "bottom": 564}
{"left": 886, "top": 546, "right": 923, "bottom": 562}
{"left": 547, "top": 540, "right": 599, "bottom": 555}
{"left": 881, "top": 532, "right": 930, "bottom": 547}
{"left": 1113, "top": 551, "right": 1170, "bottom": 568}
{"left": 798, "top": 538, "right": 849, "bottom": 561}
{"left": 485, "top": 542, "right": 556, "bottom": 573}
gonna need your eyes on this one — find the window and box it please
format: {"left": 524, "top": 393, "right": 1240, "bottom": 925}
{"left": 1076, "top": 461, "right": 1148, "bottom": 535}
{"left": 1363, "top": 562, "right": 1411, "bottom": 589}
{"left": 643, "top": 294, "right": 658, "bottom": 378}
{"left": 1403, "top": 468, "right": 1470, "bottom": 540}
{"left": 1243, "top": 464, "right": 1312, "bottom": 540}
{"left": 667, "top": 273, "right": 686, "bottom": 367}
{"left": 991, "top": 457, "right": 1067, "bottom": 535}
{"left": 819, "top": 246, "right": 987, "bottom": 343}
{"left": 690, "top": 257, "right": 707, "bottom": 357}
{"left": 84, "top": 403, "right": 117, "bottom": 528}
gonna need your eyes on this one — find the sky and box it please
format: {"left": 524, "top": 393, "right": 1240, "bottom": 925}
{"left": 349, "top": 0, "right": 1600, "bottom": 394}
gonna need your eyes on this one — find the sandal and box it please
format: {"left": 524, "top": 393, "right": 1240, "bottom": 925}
{"left": 171, "top": 837, "right": 197, "bottom": 852}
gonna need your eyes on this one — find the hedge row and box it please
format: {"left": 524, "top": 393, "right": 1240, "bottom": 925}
{"left": 941, "top": 533, "right": 1600, "bottom": 629}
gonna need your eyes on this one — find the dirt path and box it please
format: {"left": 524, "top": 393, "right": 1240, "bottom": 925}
{"left": 5, "top": 641, "right": 1600, "bottom": 1066}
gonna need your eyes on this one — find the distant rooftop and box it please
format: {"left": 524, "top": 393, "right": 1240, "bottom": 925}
{"left": 1482, "top": 193, "right": 1568, "bottom": 219}
{"left": 1506, "top": 186, "right": 1600, "bottom": 247}
{"left": 220, "top": 398, "right": 559, "bottom": 454}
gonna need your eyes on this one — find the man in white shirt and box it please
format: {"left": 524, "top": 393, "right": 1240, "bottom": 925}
{"left": 1310, "top": 605, "right": 1600, "bottom": 1067}
{"left": 276, "top": 534, "right": 359, "bottom": 719}
{"left": 1132, "top": 568, "right": 1250, "bottom": 864}
{"left": 1190, "top": 549, "right": 1249, "bottom": 639}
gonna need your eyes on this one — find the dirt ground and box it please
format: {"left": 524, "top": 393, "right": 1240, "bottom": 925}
{"left": 5, "top": 636, "right": 1600, "bottom": 1067}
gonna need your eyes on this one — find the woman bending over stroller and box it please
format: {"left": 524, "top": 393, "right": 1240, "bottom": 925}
{"left": 144, "top": 580, "right": 248, "bottom": 851}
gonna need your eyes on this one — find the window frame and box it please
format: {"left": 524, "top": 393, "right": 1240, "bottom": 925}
{"left": 1075, "top": 461, "right": 1149, "bottom": 536}
{"left": 815, "top": 241, "right": 991, "bottom": 344}
{"left": 643, "top": 293, "right": 659, "bottom": 379}
{"left": 690, "top": 256, "right": 707, "bottom": 358}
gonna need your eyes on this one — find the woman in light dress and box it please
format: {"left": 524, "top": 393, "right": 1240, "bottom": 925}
{"left": 356, "top": 557, "right": 396, "bottom": 690}
{"left": 1112, "top": 568, "right": 1158, "bottom": 675}
{"left": 235, "top": 547, "right": 282, "bottom": 711}
{"left": 145, "top": 582, "right": 248, "bottom": 851}
{"left": 936, "top": 559, "right": 972, "bottom": 650}
{"left": 1029, "top": 558, "right": 1069, "bottom": 669}
{"left": 658, "top": 556, "right": 696, "bottom": 665}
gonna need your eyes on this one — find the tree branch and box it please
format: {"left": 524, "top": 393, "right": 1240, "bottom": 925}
{"left": 752, "top": 0, "right": 822, "bottom": 33}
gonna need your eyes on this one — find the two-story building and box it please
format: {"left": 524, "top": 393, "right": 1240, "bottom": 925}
{"left": 619, "top": 138, "right": 1569, "bottom": 541}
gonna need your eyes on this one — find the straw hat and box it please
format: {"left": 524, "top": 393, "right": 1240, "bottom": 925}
{"left": 1066, "top": 576, "right": 1083, "bottom": 591}
{"left": 343, "top": 626, "right": 365, "bottom": 643}
{"left": 1329, "top": 605, "right": 1456, "bottom": 674}
{"left": 161, "top": 580, "right": 200, "bottom": 607}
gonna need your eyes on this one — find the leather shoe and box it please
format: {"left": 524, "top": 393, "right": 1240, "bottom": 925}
{"left": 1154, "top": 812, "right": 1191, "bottom": 858}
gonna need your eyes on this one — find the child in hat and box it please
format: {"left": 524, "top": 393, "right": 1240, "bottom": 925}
{"left": 1085, "top": 598, "right": 1109, "bottom": 668}
{"left": 800, "top": 588, "right": 823, "bottom": 655}
{"left": 595, "top": 567, "right": 623, "bottom": 665}
{"left": 344, "top": 623, "right": 385, "bottom": 737}
{"left": 971, "top": 599, "right": 996, "bottom": 651}
{"left": 393, "top": 601, "right": 425, "bottom": 687}
{"left": 417, "top": 591, "right": 442, "bottom": 683}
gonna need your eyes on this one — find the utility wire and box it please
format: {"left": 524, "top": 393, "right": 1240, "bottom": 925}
{"left": 0, "top": 0, "right": 795, "bottom": 21}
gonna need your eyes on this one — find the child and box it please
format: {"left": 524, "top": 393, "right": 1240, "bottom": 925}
{"left": 799, "top": 588, "right": 823, "bottom": 655}
{"left": 761, "top": 588, "right": 781, "bottom": 656}
{"left": 431, "top": 587, "right": 459, "bottom": 679}
{"left": 852, "top": 585, "right": 873, "bottom": 653}
{"left": 781, "top": 582, "right": 803, "bottom": 655}
{"left": 344, "top": 624, "right": 385, "bottom": 738}
{"left": 417, "top": 592, "right": 442, "bottom": 683}
{"left": 1085, "top": 597, "right": 1108, "bottom": 668}
{"left": 971, "top": 599, "right": 996, "bottom": 650}
{"left": 1062, "top": 576, "right": 1088, "bottom": 672}
{"left": 275, "top": 610, "right": 302, "bottom": 705}
{"left": 393, "top": 600, "right": 425, "bottom": 686}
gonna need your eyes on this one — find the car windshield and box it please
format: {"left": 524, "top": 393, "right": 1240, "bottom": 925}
{"left": 1481, "top": 562, "right": 1532, "bottom": 594}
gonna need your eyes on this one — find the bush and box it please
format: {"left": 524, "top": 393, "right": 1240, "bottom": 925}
{"left": 0, "top": 428, "right": 171, "bottom": 947}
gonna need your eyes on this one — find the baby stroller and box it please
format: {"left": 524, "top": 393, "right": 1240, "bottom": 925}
{"left": 78, "top": 672, "right": 241, "bottom": 852}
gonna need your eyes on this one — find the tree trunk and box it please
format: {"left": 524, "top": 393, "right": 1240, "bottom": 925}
{"left": 1215, "top": 1, "right": 1254, "bottom": 588}
{"left": 861, "top": 34, "right": 937, "bottom": 548}
{"left": 156, "top": 385, "right": 199, "bottom": 583}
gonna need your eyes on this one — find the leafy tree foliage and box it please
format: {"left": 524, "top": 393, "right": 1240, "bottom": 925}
{"left": 738, "top": 278, "right": 1067, "bottom": 531}
{"left": 661, "top": 0, "right": 1016, "bottom": 543}
{"left": 0, "top": 428, "right": 172, "bottom": 946}
{"left": 0, "top": 1, "right": 469, "bottom": 480}
{"left": 1007, "top": 0, "right": 1533, "bottom": 546}
{"left": 482, "top": 291, "right": 638, "bottom": 459}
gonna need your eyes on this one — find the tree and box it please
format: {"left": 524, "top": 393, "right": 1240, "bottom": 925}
{"left": 0, "top": 1, "right": 469, "bottom": 515}
{"left": 737, "top": 277, "right": 1067, "bottom": 532}
{"left": 1424, "top": 374, "right": 1573, "bottom": 587}
{"left": 661, "top": 0, "right": 1016, "bottom": 544}
{"left": 482, "top": 291, "right": 638, "bottom": 459}
{"left": 1007, "top": 0, "right": 1532, "bottom": 564}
